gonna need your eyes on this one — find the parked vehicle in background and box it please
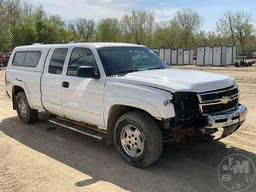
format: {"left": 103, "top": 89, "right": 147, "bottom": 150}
{"left": 6, "top": 43, "right": 247, "bottom": 167}
{"left": 236, "top": 53, "right": 256, "bottom": 66}
{"left": 252, "top": 52, "right": 256, "bottom": 58}
{"left": 0, "top": 52, "right": 11, "bottom": 67}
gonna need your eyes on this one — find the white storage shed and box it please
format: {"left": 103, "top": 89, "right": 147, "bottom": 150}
{"left": 159, "top": 49, "right": 165, "bottom": 61}
{"left": 225, "top": 46, "right": 236, "bottom": 65}
{"left": 183, "top": 49, "right": 193, "bottom": 65}
{"left": 197, "top": 47, "right": 205, "bottom": 65}
{"left": 213, "top": 46, "right": 222, "bottom": 66}
{"left": 164, "top": 49, "right": 171, "bottom": 65}
{"left": 171, "top": 49, "right": 178, "bottom": 65}
{"left": 177, "top": 49, "right": 184, "bottom": 65}
{"left": 204, "top": 47, "right": 213, "bottom": 65}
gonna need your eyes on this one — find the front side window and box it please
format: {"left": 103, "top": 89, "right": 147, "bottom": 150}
{"left": 48, "top": 48, "right": 68, "bottom": 75}
{"left": 98, "top": 47, "right": 169, "bottom": 76}
{"left": 67, "top": 48, "right": 97, "bottom": 77}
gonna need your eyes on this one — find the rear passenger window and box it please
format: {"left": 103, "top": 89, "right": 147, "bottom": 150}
{"left": 12, "top": 51, "right": 41, "bottom": 67}
{"left": 48, "top": 48, "right": 68, "bottom": 75}
{"left": 67, "top": 48, "right": 97, "bottom": 76}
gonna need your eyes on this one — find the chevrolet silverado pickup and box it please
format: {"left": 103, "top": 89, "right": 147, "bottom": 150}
{"left": 6, "top": 43, "right": 247, "bottom": 167}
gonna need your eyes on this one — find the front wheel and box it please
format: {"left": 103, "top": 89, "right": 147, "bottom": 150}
{"left": 16, "top": 92, "right": 38, "bottom": 124}
{"left": 114, "top": 111, "right": 163, "bottom": 168}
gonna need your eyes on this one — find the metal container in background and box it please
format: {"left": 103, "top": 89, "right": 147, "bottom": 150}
{"left": 233, "top": 47, "right": 237, "bottom": 64}
{"left": 164, "top": 49, "right": 171, "bottom": 65}
{"left": 209, "top": 48, "right": 213, "bottom": 65}
{"left": 159, "top": 49, "right": 165, "bottom": 61}
{"left": 197, "top": 47, "right": 205, "bottom": 65}
{"left": 190, "top": 49, "right": 194, "bottom": 65}
{"left": 213, "top": 46, "right": 222, "bottom": 66}
{"left": 177, "top": 49, "right": 184, "bottom": 65}
{"left": 171, "top": 49, "right": 178, "bottom": 65}
{"left": 225, "top": 46, "right": 235, "bottom": 65}
{"left": 204, "top": 47, "right": 213, "bottom": 65}
{"left": 183, "top": 49, "right": 193, "bottom": 65}
{"left": 221, "top": 46, "right": 227, "bottom": 66}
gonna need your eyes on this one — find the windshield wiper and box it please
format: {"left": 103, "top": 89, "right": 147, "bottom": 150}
{"left": 146, "top": 67, "right": 165, "bottom": 70}
{"left": 113, "top": 69, "right": 140, "bottom": 76}
{"left": 70, "top": 52, "right": 93, "bottom": 65}
{"left": 70, "top": 54, "right": 86, "bottom": 65}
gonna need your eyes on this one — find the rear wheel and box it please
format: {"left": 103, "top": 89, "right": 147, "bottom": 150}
{"left": 16, "top": 92, "right": 38, "bottom": 124}
{"left": 114, "top": 111, "right": 163, "bottom": 168}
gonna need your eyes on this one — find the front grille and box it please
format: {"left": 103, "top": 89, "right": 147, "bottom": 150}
{"left": 200, "top": 87, "right": 239, "bottom": 102}
{"left": 202, "top": 98, "right": 238, "bottom": 114}
{"left": 198, "top": 86, "right": 239, "bottom": 114}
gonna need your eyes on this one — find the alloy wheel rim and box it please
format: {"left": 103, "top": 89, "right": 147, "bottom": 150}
{"left": 120, "top": 124, "right": 145, "bottom": 158}
{"left": 18, "top": 98, "right": 27, "bottom": 117}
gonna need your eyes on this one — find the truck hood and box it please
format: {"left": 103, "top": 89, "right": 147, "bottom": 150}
{"left": 113, "top": 69, "right": 235, "bottom": 93}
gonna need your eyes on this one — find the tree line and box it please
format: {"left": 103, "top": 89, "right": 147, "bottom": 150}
{"left": 0, "top": 0, "right": 256, "bottom": 53}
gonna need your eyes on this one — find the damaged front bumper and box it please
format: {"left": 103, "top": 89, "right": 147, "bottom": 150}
{"left": 202, "top": 104, "right": 247, "bottom": 140}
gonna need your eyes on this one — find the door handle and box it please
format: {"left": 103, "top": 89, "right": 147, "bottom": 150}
{"left": 62, "top": 81, "right": 69, "bottom": 88}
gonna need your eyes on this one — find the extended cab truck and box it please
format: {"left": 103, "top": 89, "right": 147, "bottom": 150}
{"left": 6, "top": 43, "right": 247, "bottom": 167}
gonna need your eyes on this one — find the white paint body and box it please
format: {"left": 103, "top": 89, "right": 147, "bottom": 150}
{"left": 6, "top": 43, "right": 236, "bottom": 130}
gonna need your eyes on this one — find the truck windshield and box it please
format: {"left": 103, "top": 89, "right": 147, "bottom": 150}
{"left": 98, "top": 47, "right": 169, "bottom": 76}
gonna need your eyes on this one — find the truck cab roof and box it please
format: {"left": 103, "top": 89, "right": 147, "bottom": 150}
{"left": 14, "top": 42, "right": 145, "bottom": 51}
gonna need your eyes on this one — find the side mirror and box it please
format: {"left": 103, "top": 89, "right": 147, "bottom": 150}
{"left": 77, "top": 66, "right": 100, "bottom": 79}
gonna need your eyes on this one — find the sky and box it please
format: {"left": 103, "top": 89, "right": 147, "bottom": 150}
{"left": 28, "top": 0, "right": 256, "bottom": 32}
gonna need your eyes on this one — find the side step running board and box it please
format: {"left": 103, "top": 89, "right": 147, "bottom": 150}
{"left": 48, "top": 118, "right": 105, "bottom": 141}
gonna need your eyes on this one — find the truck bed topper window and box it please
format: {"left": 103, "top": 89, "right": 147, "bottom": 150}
{"left": 12, "top": 51, "right": 41, "bottom": 67}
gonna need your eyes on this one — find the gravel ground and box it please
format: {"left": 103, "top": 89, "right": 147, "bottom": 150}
{"left": 0, "top": 66, "right": 256, "bottom": 192}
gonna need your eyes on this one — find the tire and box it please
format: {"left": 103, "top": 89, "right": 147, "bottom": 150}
{"left": 114, "top": 111, "right": 163, "bottom": 168}
{"left": 16, "top": 92, "right": 38, "bottom": 124}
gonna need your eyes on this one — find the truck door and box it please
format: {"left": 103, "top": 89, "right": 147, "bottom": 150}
{"left": 41, "top": 47, "right": 69, "bottom": 115}
{"left": 61, "top": 47, "right": 105, "bottom": 128}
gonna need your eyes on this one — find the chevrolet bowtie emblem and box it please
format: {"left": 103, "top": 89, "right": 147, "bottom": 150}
{"left": 221, "top": 96, "right": 230, "bottom": 104}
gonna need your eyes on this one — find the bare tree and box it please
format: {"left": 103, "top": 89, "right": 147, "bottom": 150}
{"left": 0, "top": 0, "right": 8, "bottom": 28}
{"left": 6, "top": 0, "right": 22, "bottom": 28}
{"left": 120, "top": 10, "right": 154, "bottom": 46}
{"left": 217, "top": 11, "right": 236, "bottom": 45}
{"left": 173, "top": 9, "right": 202, "bottom": 48}
{"left": 217, "top": 11, "right": 253, "bottom": 52}
{"left": 154, "top": 21, "right": 181, "bottom": 48}
{"left": 96, "top": 18, "right": 121, "bottom": 42}
{"left": 233, "top": 12, "right": 253, "bottom": 52}
{"left": 69, "top": 19, "right": 95, "bottom": 42}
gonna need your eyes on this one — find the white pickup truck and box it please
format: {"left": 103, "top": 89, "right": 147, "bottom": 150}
{"left": 6, "top": 43, "right": 247, "bottom": 167}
